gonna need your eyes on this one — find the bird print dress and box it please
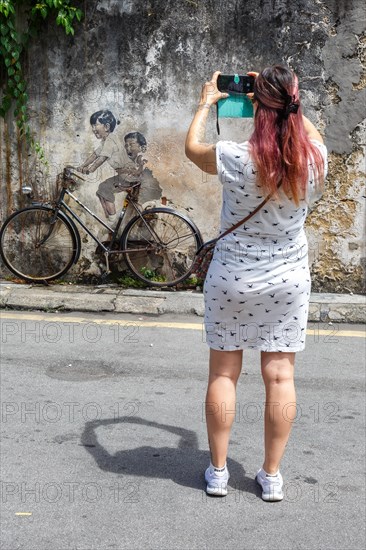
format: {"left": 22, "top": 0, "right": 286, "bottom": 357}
{"left": 204, "top": 139, "right": 328, "bottom": 352}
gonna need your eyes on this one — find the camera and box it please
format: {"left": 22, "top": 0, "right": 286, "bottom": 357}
{"left": 217, "top": 74, "right": 255, "bottom": 95}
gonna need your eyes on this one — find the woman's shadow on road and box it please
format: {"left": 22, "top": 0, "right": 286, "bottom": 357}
{"left": 81, "top": 416, "right": 261, "bottom": 498}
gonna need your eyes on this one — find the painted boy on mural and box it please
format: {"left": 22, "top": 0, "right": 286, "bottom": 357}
{"left": 76, "top": 110, "right": 148, "bottom": 226}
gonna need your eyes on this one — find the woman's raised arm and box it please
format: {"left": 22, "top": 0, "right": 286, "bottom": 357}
{"left": 185, "top": 71, "right": 228, "bottom": 175}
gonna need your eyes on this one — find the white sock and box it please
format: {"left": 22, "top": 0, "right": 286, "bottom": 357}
{"left": 108, "top": 214, "right": 117, "bottom": 222}
{"left": 210, "top": 461, "right": 227, "bottom": 474}
{"left": 263, "top": 468, "right": 279, "bottom": 477}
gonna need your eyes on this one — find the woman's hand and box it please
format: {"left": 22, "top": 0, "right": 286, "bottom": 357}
{"left": 185, "top": 71, "right": 230, "bottom": 174}
{"left": 246, "top": 71, "right": 259, "bottom": 102}
{"left": 198, "top": 71, "right": 229, "bottom": 107}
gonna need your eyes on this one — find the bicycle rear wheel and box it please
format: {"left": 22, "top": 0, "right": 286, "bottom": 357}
{"left": 0, "top": 206, "right": 80, "bottom": 282}
{"left": 120, "top": 208, "right": 203, "bottom": 286}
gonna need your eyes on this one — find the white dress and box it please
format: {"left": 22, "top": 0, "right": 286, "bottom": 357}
{"left": 204, "top": 139, "right": 328, "bottom": 352}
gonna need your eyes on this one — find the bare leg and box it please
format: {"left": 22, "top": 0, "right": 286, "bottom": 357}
{"left": 96, "top": 196, "right": 107, "bottom": 218}
{"left": 205, "top": 349, "right": 243, "bottom": 468}
{"left": 99, "top": 197, "right": 116, "bottom": 217}
{"left": 261, "top": 351, "right": 296, "bottom": 474}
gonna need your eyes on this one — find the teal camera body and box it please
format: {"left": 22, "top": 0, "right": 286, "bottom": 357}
{"left": 217, "top": 95, "right": 254, "bottom": 118}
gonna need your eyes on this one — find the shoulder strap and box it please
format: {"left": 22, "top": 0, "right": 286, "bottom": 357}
{"left": 216, "top": 103, "right": 220, "bottom": 135}
{"left": 217, "top": 182, "right": 282, "bottom": 240}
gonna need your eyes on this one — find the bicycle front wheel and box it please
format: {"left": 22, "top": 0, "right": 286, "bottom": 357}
{"left": 120, "top": 208, "right": 203, "bottom": 286}
{"left": 0, "top": 206, "right": 80, "bottom": 282}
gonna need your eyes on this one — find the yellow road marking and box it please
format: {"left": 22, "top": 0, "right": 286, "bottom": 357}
{"left": 15, "top": 512, "right": 32, "bottom": 516}
{"left": 0, "top": 310, "right": 365, "bottom": 338}
{"left": 308, "top": 329, "right": 365, "bottom": 338}
{"left": 0, "top": 311, "right": 201, "bottom": 330}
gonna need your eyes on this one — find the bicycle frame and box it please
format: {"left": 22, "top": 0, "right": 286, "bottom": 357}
{"left": 54, "top": 186, "right": 126, "bottom": 251}
{"left": 1, "top": 168, "right": 203, "bottom": 285}
{"left": 35, "top": 183, "right": 166, "bottom": 273}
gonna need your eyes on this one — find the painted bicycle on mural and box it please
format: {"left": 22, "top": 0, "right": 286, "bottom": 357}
{"left": 0, "top": 166, "right": 203, "bottom": 286}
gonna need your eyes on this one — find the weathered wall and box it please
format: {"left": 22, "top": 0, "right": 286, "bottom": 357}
{"left": 1, "top": 0, "right": 365, "bottom": 291}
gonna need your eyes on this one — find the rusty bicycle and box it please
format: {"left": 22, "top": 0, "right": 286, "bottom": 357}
{"left": 0, "top": 166, "right": 203, "bottom": 286}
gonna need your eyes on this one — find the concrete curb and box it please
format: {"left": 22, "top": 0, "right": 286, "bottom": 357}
{"left": 0, "top": 281, "right": 365, "bottom": 323}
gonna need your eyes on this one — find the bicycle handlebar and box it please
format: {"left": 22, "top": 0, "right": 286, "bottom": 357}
{"left": 126, "top": 182, "right": 141, "bottom": 190}
{"left": 72, "top": 172, "right": 86, "bottom": 181}
{"left": 64, "top": 166, "right": 86, "bottom": 181}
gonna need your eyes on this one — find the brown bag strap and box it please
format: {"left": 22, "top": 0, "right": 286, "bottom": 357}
{"left": 217, "top": 181, "right": 282, "bottom": 241}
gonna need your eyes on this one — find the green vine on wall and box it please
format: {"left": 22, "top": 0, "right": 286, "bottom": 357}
{"left": 0, "top": 0, "right": 83, "bottom": 161}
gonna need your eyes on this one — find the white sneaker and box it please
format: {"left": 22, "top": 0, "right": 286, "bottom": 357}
{"left": 256, "top": 468, "right": 284, "bottom": 501}
{"left": 205, "top": 463, "right": 230, "bottom": 496}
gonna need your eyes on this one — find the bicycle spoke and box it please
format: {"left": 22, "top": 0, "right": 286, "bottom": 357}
{"left": 121, "top": 209, "right": 201, "bottom": 286}
{"left": 0, "top": 207, "right": 78, "bottom": 281}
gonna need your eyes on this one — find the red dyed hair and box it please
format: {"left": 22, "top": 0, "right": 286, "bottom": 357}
{"left": 249, "top": 65, "right": 324, "bottom": 205}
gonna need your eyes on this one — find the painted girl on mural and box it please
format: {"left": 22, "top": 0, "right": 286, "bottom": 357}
{"left": 76, "top": 110, "right": 147, "bottom": 226}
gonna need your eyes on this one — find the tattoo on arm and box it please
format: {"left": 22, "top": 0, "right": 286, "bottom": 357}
{"left": 195, "top": 119, "right": 217, "bottom": 151}
{"left": 196, "top": 118, "right": 206, "bottom": 143}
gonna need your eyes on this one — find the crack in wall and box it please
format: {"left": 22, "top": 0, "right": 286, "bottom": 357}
{"left": 1, "top": 0, "right": 365, "bottom": 293}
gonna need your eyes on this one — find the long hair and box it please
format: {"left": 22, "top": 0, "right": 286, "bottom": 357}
{"left": 249, "top": 65, "right": 324, "bottom": 205}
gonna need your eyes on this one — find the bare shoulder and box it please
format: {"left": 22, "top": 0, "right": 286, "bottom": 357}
{"left": 302, "top": 115, "right": 324, "bottom": 143}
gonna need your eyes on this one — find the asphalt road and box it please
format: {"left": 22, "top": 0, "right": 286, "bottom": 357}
{"left": 0, "top": 310, "right": 365, "bottom": 550}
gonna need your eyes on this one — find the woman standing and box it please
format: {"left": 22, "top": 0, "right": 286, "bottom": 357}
{"left": 185, "top": 66, "right": 327, "bottom": 501}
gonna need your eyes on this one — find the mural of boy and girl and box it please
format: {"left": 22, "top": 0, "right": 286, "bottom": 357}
{"left": 77, "top": 110, "right": 162, "bottom": 227}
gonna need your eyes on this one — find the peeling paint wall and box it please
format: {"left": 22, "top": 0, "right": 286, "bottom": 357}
{"left": 1, "top": 0, "right": 365, "bottom": 291}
